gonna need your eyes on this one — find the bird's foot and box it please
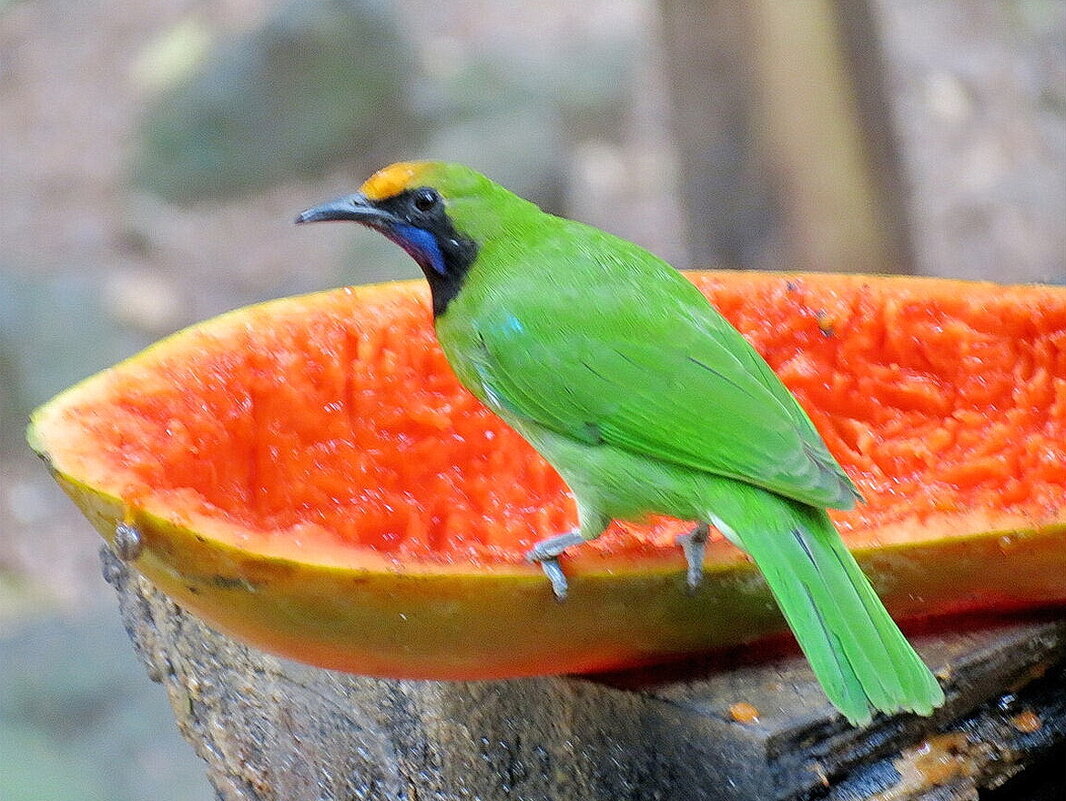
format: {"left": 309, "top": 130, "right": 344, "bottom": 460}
{"left": 526, "top": 530, "right": 586, "bottom": 601}
{"left": 676, "top": 522, "right": 710, "bottom": 592}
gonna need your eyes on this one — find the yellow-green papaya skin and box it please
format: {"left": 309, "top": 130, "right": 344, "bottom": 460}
{"left": 34, "top": 465, "right": 1066, "bottom": 680}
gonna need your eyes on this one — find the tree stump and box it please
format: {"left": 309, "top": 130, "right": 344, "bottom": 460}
{"left": 102, "top": 547, "right": 1066, "bottom": 801}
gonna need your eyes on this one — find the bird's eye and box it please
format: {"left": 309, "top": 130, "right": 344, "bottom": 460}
{"left": 413, "top": 189, "right": 440, "bottom": 213}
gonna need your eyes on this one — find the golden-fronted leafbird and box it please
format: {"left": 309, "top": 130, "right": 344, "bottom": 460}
{"left": 296, "top": 161, "right": 945, "bottom": 725}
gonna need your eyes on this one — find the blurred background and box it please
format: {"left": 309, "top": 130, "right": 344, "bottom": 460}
{"left": 1, "top": 1, "right": 1063, "bottom": 798}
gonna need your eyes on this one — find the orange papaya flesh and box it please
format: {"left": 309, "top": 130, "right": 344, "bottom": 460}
{"left": 27, "top": 272, "right": 1066, "bottom": 679}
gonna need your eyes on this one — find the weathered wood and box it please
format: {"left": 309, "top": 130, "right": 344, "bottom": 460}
{"left": 745, "top": 0, "right": 915, "bottom": 275}
{"left": 103, "top": 547, "right": 1066, "bottom": 801}
{"left": 658, "top": 0, "right": 779, "bottom": 270}
{"left": 659, "top": 0, "right": 914, "bottom": 274}
{"left": 659, "top": 0, "right": 1066, "bottom": 282}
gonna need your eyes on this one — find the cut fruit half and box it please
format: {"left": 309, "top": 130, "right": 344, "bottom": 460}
{"left": 28, "top": 272, "right": 1066, "bottom": 678}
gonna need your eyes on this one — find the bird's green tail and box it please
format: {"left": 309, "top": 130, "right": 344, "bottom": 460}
{"left": 720, "top": 493, "right": 945, "bottom": 725}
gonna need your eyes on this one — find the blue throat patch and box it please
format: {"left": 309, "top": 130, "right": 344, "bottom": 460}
{"left": 390, "top": 224, "right": 448, "bottom": 276}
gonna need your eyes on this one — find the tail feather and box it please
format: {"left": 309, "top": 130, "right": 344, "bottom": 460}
{"left": 754, "top": 526, "right": 873, "bottom": 722}
{"left": 720, "top": 494, "right": 945, "bottom": 725}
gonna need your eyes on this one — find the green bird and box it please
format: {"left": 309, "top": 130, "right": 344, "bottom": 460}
{"left": 296, "top": 161, "right": 945, "bottom": 725}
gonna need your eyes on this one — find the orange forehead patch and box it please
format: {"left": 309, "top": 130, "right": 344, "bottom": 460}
{"left": 359, "top": 161, "right": 430, "bottom": 201}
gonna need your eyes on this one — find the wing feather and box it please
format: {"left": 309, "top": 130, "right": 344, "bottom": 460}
{"left": 456, "top": 233, "right": 857, "bottom": 509}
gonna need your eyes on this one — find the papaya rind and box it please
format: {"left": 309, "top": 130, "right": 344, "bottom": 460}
{"left": 27, "top": 273, "right": 1066, "bottom": 679}
{"left": 32, "top": 463, "right": 1066, "bottom": 679}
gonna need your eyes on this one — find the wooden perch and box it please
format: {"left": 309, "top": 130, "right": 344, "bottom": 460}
{"left": 102, "top": 547, "right": 1065, "bottom": 801}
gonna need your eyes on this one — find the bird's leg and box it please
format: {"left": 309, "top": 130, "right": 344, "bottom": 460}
{"left": 526, "top": 530, "right": 586, "bottom": 600}
{"left": 676, "top": 522, "right": 710, "bottom": 591}
{"left": 526, "top": 504, "right": 610, "bottom": 601}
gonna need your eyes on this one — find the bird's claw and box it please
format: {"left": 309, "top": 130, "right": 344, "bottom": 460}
{"left": 526, "top": 530, "right": 585, "bottom": 601}
{"left": 534, "top": 555, "right": 569, "bottom": 601}
{"left": 677, "top": 522, "right": 710, "bottom": 593}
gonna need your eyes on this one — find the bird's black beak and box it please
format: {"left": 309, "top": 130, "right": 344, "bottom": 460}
{"left": 294, "top": 193, "right": 397, "bottom": 226}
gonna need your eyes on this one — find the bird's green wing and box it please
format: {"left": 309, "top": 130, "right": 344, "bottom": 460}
{"left": 463, "top": 250, "right": 857, "bottom": 510}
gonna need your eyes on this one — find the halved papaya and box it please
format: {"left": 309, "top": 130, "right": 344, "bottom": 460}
{"left": 27, "top": 272, "right": 1066, "bottom": 679}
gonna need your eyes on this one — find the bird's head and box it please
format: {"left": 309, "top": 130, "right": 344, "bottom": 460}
{"left": 297, "top": 161, "right": 535, "bottom": 315}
